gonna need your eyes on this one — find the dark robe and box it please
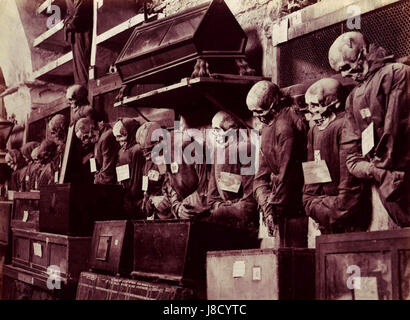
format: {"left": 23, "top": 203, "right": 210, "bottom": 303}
{"left": 94, "top": 128, "right": 120, "bottom": 185}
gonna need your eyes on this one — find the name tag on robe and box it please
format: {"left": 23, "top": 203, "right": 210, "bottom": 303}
{"left": 361, "top": 122, "right": 375, "bottom": 156}
{"left": 170, "top": 162, "right": 179, "bottom": 174}
{"left": 25, "top": 175, "right": 29, "bottom": 182}
{"left": 54, "top": 171, "right": 59, "bottom": 183}
{"left": 142, "top": 176, "right": 149, "bottom": 191}
{"left": 148, "top": 170, "right": 159, "bottom": 181}
{"left": 90, "top": 158, "right": 97, "bottom": 173}
{"left": 302, "top": 160, "right": 332, "bottom": 185}
{"left": 217, "top": 172, "right": 242, "bottom": 193}
{"left": 314, "top": 150, "right": 321, "bottom": 162}
{"left": 116, "top": 164, "right": 130, "bottom": 182}
{"left": 360, "top": 108, "right": 372, "bottom": 119}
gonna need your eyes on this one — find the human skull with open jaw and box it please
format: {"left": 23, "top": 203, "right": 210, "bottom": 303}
{"left": 328, "top": 32, "right": 370, "bottom": 82}
{"left": 48, "top": 114, "right": 68, "bottom": 146}
{"left": 75, "top": 118, "right": 100, "bottom": 148}
{"left": 246, "top": 80, "right": 281, "bottom": 125}
{"left": 66, "top": 84, "right": 89, "bottom": 110}
{"left": 211, "top": 111, "right": 238, "bottom": 147}
{"left": 304, "top": 78, "right": 344, "bottom": 130}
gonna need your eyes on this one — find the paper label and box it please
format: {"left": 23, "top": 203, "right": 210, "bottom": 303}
{"left": 233, "top": 260, "right": 245, "bottom": 278}
{"left": 218, "top": 172, "right": 242, "bottom": 193}
{"left": 361, "top": 122, "right": 375, "bottom": 156}
{"left": 33, "top": 243, "right": 42, "bottom": 258}
{"left": 25, "top": 175, "right": 29, "bottom": 182}
{"left": 170, "top": 162, "right": 179, "bottom": 174}
{"left": 354, "top": 277, "right": 379, "bottom": 300}
{"left": 116, "top": 164, "right": 130, "bottom": 182}
{"left": 314, "top": 150, "right": 321, "bottom": 162}
{"left": 148, "top": 170, "right": 159, "bottom": 181}
{"left": 142, "top": 176, "right": 149, "bottom": 191}
{"left": 23, "top": 211, "right": 29, "bottom": 222}
{"left": 54, "top": 171, "right": 59, "bottom": 183}
{"left": 90, "top": 158, "right": 97, "bottom": 173}
{"left": 252, "top": 266, "right": 261, "bottom": 281}
{"left": 302, "top": 160, "right": 332, "bottom": 185}
{"left": 360, "top": 108, "right": 372, "bottom": 119}
{"left": 147, "top": 214, "right": 155, "bottom": 220}
{"left": 8, "top": 191, "right": 14, "bottom": 201}
{"left": 114, "top": 239, "right": 119, "bottom": 246}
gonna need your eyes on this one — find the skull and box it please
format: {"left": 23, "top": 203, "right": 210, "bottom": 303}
{"left": 5, "top": 152, "right": 17, "bottom": 171}
{"left": 113, "top": 120, "right": 128, "bottom": 149}
{"left": 31, "top": 147, "right": 41, "bottom": 164}
{"left": 246, "top": 81, "right": 281, "bottom": 125}
{"left": 329, "top": 32, "right": 369, "bottom": 82}
{"left": 135, "top": 121, "right": 162, "bottom": 151}
{"left": 66, "top": 84, "right": 89, "bottom": 109}
{"left": 211, "top": 111, "right": 238, "bottom": 146}
{"left": 305, "top": 78, "right": 344, "bottom": 129}
{"left": 48, "top": 114, "right": 68, "bottom": 146}
{"left": 37, "top": 140, "right": 57, "bottom": 165}
{"left": 75, "top": 117, "right": 100, "bottom": 148}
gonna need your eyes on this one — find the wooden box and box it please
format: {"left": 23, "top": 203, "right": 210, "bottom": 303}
{"left": 316, "top": 229, "right": 410, "bottom": 300}
{"left": 206, "top": 248, "right": 316, "bottom": 300}
{"left": 11, "top": 192, "right": 40, "bottom": 231}
{"left": 2, "top": 264, "right": 77, "bottom": 300}
{"left": 132, "top": 220, "right": 259, "bottom": 285}
{"left": 39, "top": 183, "right": 125, "bottom": 236}
{"left": 0, "top": 201, "right": 13, "bottom": 245}
{"left": 115, "top": 0, "right": 247, "bottom": 85}
{"left": 76, "top": 271, "right": 198, "bottom": 300}
{"left": 11, "top": 228, "right": 91, "bottom": 282}
{"left": 89, "top": 220, "right": 133, "bottom": 276}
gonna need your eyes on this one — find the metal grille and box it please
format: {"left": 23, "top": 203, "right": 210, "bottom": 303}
{"left": 279, "top": 0, "right": 410, "bottom": 87}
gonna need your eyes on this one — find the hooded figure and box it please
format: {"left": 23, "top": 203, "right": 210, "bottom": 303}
{"left": 329, "top": 32, "right": 410, "bottom": 228}
{"left": 247, "top": 81, "right": 308, "bottom": 247}
{"left": 5, "top": 149, "right": 27, "bottom": 191}
{"left": 20, "top": 141, "right": 41, "bottom": 191}
{"left": 66, "top": 84, "right": 96, "bottom": 125}
{"left": 37, "top": 140, "right": 58, "bottom": 187}
{"left": 302, "top": 78, "right": 372, "bottom": 234}
{"left": 114, "top": 118, "right": 144, "bottom": 218}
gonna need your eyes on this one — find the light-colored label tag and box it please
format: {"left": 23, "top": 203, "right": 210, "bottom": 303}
{"left": 116, "top": 164, "right": 130, "bottom": 182}
{"left": 25, "top": 175, "right": 29, "bottom": 182}
{"left": 354, "top": 277, "right": 379, "bottom": 300}
{"left": 54, "top": 171, "right": 59, "bottom": 183}
{"left": 18, "top": 273, "right": 34, "bottom": 285}
{"left": 361, "top": 122, "right": 375, "bottom": 156}
{"left": 23, "top": 210, "right": 29, "bottom": 222}
{"left": 233, "top": 260, "right": 245, "bottom": 278}
{"left": 147, "top": 214, "right": 155, "bottom": 220}
{"left": 142, "top": 176, "right": 149, "bottom": 191}
{"left": 35, "top": 180, "right": 38, "bottom": 190}
{"left": 33, "top": 243, "right": 42, "bottom": 258}
{"left": 8, "top": 191, "right": 14, "bottom": 201}
{"left": 170, "top": 162, "right": 179, "bottom": 174}
{"left": 252, "top": 266, "right": 261, "bottom": 281}
{"left": 314, "top": 150, "right": 321, "bottom": 162}
{"left": 360, "top": 108, "right": 372, "bottom": 119}
{"left": 114, "top": 239, "right": 119, "bottom": 246}
{"left": 158, "top": 163, "right": 167, "bottom": 175}
{"left": 302, "top": 160, "right": 332, "bottom": 185}
{"left": 90, "top": 158, "right": 97, "bottom": 173}
{"left": 218, "top": 172, "right": 242, "bottom": 193}
{"left": 148, "top": 170, "right": 159, "bottom": 181}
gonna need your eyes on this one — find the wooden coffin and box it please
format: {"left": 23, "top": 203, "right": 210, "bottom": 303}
{"left": 206, "top": 248, "right": 315, "bottom": 300}
{"left": 39, "top": 183, "right": 125, "bottom": 236}
{"left": 11, "top": 192, "right": 40, "bottom": 231}
{"left": 76, "top": 271, "right": 198, "bottom": 300}
{"left": 2, "top": 264, "right": 78, "bottom": 300}
{"left": 132, "top": 220, "right": 259, "bottom": 285}
{"left": 11, "top": 228, "right": 91, "bottom": 282}
{"left": 115, "top": 0, "right": 247, "bottom": 85}
{"left": 316, "top": 229, "right": 410, "bottom": 300}
{"left": 89, "top": 220, "right": 133, "bottom": 276}
{"left": 0, "top": 201, "right": 13, "bottom": 245}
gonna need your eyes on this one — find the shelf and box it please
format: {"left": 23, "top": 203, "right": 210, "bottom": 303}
{"left": 33, "top": 20, "right": 70, "bottom": 53}
{"left": 32, "top": 51, "right": 73, "bottom": 84}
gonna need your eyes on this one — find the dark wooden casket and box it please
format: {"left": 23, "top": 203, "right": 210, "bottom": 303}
{"left": 207, "top": 248, "right": 316, "bottom": 300}
{"left": 76, "top": 271, "right": 198, "bottom": 300}
{"left": 39, "top": 183, "right": 125, "bottom": 236}
{"left": 316, "top": 229, "right": 410, "bottom": 300}
{"left": 131, "top": 220, "right": 259, "bottom": 286}
{"left": 11, "top": 228, "right": 91, "bottom": 282}
{"left": 115, "top": 0, "right": 248, "bottom": 85}
{"left": 89, "top": 220, "right": 134, "bottom": 276}
{"left": 11, "top": 192, "right": 40, "bottom": 231}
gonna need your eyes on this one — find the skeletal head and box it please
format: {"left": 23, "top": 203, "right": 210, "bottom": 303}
{"left": 37, "top": 140, "right": 57, "bottom": 165}
{"left": 211, "top": 111, "right": 238, "bottom": 145}
{"left": 31, "top": 146, "right": 41, "bottom": 164}
{"left": 113, "top": 118, "right": 139, "bottom": 150}
{"left": 5, "top": 152, "right": 17, "bottom": 171}
{"left": 21, "top": 141, "right": 40, "bottom": 163}
{"left": 75, "top": 117, "right": 100, "bottom": 148}
{"left": 305, "top": 78, "right": 344, "bottom": 128}
{"left": 113, "top": 120, "right": 128, "bottom": 149}
{"left": 48, "top": 114, "right": 68, "bottom": 146}
{"left": 246, "top": 81, "right": 281, "bottom": 124}
{"left": 135, "top": 121, "right": 162, "bottom": 151}
{"left": 5, "top": 149, "right": 25, "bottom": 171}
{"left": 329, "top": 32, "right": 369, "bottom": 82}
{"left": 66, "top": 84, "right": 89, "bottom": 109}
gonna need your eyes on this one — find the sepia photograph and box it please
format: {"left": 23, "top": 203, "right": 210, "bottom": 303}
{"left": 0, "top": 0, "right": 409, "bottom": 310}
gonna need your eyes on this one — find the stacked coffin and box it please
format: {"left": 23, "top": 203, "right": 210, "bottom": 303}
{"left": 2, "top": 183, "right": 126, "bottom": 300}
